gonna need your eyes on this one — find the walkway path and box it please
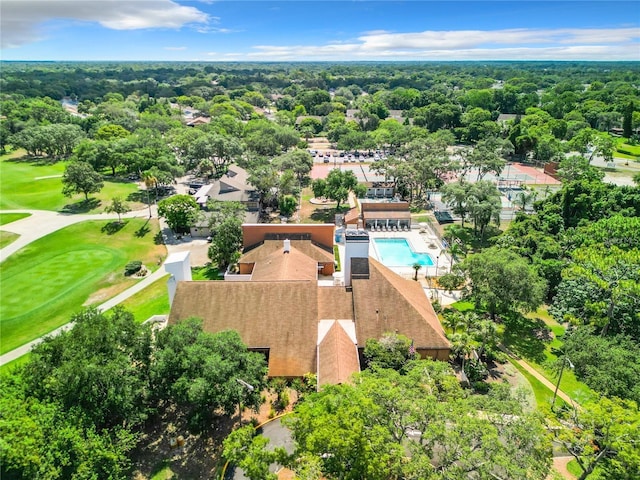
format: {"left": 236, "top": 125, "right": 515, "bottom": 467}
{"left": 0, "top": 205, "right": 179, "bottom": 366}
{"left": 0, "top": 207, "right": 153, "bottom": 262}
{"left": 549, "top": 456, "right": 577, "bottom": 480}
{"left": 501, "top": 345, "right": 575, "bottom": 408}
{"left": 0, "top": 267, "right": 169, "bottom": 365}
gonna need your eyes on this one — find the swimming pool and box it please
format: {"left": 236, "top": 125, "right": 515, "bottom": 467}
{"left": 373, "top": 238, "right": 434, "bottom": 267}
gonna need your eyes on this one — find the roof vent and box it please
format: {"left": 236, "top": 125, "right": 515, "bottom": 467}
{"left": 283, "top": 238, "right": 291, "bottom": 254}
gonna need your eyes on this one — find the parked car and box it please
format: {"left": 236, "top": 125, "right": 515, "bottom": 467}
{"left": 323, "top": 157, "right": 330, "bottom": 163}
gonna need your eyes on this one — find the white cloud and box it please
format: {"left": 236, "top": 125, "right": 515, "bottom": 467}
{"left": 196, "top": 26, "right": 240, "bottom": 34}
{"left": 1, "top": 0, "right": 209, "bottom": 48}
{"left": 248, "top": 27, "right": 640, "bottom": 61}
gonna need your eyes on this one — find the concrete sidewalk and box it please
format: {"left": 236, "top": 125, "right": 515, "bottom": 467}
{"left": 0, "top": 267, "right": 169, "bottom": 366}
{"left": 0, "top": 207, "right": 153, "bottom": 263}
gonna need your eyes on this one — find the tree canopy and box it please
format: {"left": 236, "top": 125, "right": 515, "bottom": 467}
{"left": 157, "top": 194, "right": 200, "bottom": 234}
{"left": 462, "top": 247, "right": 547, "bottom": 318}
{"left": 283, "top": 361, "right": 551, "bottom": 480}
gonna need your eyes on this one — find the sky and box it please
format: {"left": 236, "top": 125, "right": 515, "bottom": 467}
{"left": 1, "top": 1, "right": 639, "bottom": 61}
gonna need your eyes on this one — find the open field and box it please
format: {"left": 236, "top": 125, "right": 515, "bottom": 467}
{"left": 0, "top": 218, "right": 166, "bottom": 354}
{"left": 0, "top": 150, "right": 144, "bottom": 212}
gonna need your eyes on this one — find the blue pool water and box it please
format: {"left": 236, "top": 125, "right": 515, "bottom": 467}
{"left": 373, "top": 238, "right": 434, "bottom": 267}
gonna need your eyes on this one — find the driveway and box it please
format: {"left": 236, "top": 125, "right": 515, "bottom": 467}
{"left": 227, "top": 417, "right": 295, "bottom": 480}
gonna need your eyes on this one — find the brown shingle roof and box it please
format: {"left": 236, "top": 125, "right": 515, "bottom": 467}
{"left": 351, "top": 258, "right": 449, "bottom": 350}
{"left": 169, "top": 237, "right": 449, "bottom": 379}
{"left": 318, "top": 321, "right": 360, "bottom": 386}
{"left": 240, "top": 240, "right": 334, "bottom": 264}
{"left": 250, "top": 247, "right": 319, "bottom": 282}
{"left": 318, "top": 286, "right": 354, "bottom": 320}
{"left": 169, "top": 281, "right": 318, "bottom": 377}
{"left": 344, "top": 207, "right": 360, "bottom": 225}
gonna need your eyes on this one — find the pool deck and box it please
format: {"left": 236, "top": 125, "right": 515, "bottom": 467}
{"left": 335, "top": 225, "right": 450, "bottom": 283}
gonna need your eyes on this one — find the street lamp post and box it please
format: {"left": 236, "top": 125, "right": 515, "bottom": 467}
{"left": 236, "top": 378, "right": 255, "bottom": 425}
{"left": 433, "top": 255, "right": 440, "bottom": 300}
{"left": 551, "top": 356, "right": 574, "bottom": 411}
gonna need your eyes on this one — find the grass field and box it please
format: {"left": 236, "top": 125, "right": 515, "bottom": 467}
{"left": 0, "top": 218, "right": 166, "bottom": 354}
{"left": 0, "top": 150, "right": 144, "bottom": 212}
{"left": 0, "top": 231, "right": 19, "bottom": 249}
{"left": 117, "top": 274, "right": 171, "bottom": 323}
{"left": 0, "top": 214, "right": 30, "bottom": 248}
{"left": 0, "top": 352, "right": 31, "bottom": 375}
{"left": 0, "top": 213, "right": 31, "bottom": 225}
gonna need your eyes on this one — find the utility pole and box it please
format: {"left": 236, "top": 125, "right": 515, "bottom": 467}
{"left": 236, "top": 378, "right": 255, "bottom": 425}
{"left": 551, "top": 356, "right": 573, "bottom": 411}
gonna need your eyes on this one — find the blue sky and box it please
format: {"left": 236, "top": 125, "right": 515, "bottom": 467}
{"left": 1, "top": 1, "right": 639, "bottom": 61}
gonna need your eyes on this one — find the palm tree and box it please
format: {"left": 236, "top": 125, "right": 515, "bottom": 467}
{"left": 450, "top": 332, "right": 475, "bottom": 373}
{"left": 412, "top": 262, "right": 422, "bottom": 281}
{"left": 514, "top": 186, "right": 538, "bottom": 212}
{"left": 442, "top": 310, "right": 464, "bottom": 334}
{"left": 473, "top": 320, "right": 498, "bottom": 359}
{"left": 141, "top": 170, "right": 158, "bottom": 217}
{"left": 448, "top": 241, "right": 464, "bottom": 272}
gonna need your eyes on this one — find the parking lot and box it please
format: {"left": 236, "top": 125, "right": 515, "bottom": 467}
{"left": 308, "top": 149, "right": 390, "bottom": 165}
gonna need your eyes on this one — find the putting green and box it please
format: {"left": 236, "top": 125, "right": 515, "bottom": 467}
{"left": 0, "top": 218, "right": 166, "bottom": 354}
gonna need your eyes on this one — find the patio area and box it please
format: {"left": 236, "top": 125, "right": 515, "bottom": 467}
{"left": 334, "top": 225, "right": 451, "bottom": 282}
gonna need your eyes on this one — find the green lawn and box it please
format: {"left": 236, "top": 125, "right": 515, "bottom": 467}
{"left": 0, "top": 352, "right": 31, "bottom": 376}
{"left": 0, "top": 230, "right": 19, "bottom": 249}
{"left": 0, "top": 213, "right": 31, "bottom": 226}
{"left": 504, "top": 308, "right": 596, "bottom": 405}
{"left": 508, "top": 358, "right": 565, "bottom": 412}
{"left": 449, "top": 300, "right": 476, "bottom": 312}
{"left": 117, "top": 274, "right": 171, "bottom": 323}
{"left": 191, "top": 265, "right": 224, "bottom": 280}
{"left": 614, "top": 138, "right": 640, "bottom": 160}
{"left": 0, "top": 218, "right": 166, "bottom": 354}
{"left": 0, "top": 150, "right": 144, "bottom": 212}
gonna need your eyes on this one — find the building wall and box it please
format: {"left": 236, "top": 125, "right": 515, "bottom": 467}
{"left": 417, "top": 348, "right": 451, "bottom": 361}
{"left": 242, "top": 223, "right": 335, "bottom": 250}
{"left": 361, "top": 202, "right": 410, "bottom": 213}
{"left": 319, "top": 262, "right": 334, "bottom": 276}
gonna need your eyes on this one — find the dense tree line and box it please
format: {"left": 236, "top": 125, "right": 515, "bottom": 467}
{"left": 485, "top": 173, "right": 640, "bottom": 407}
{"left": 0, "top": 309, "right": 267, "bottom": 480}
